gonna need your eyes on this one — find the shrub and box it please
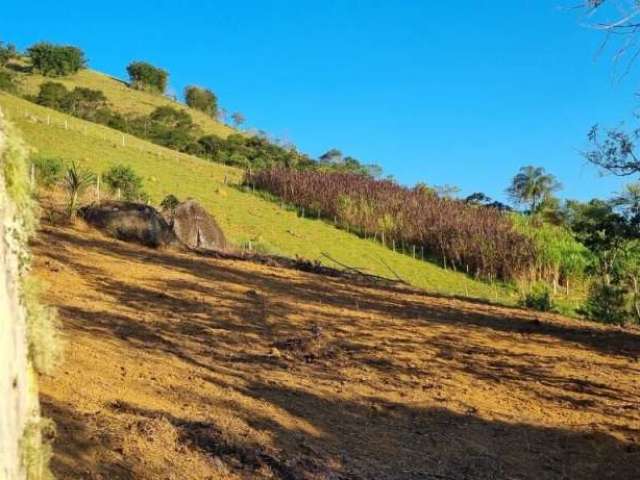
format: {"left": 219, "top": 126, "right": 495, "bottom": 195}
{"left": 160, "top": 194, "right": 180, "bottom": 212}
{"left": 519, "top": 283, "right": 554, "bottom": 312}
{"left": 0, "top": 70, "right": 18, "bottom": 93}
{"left": 27, "top": 42, "right": 86, "bottom": 76}
{"left": 513, "top": 215, "right": 591, "bottom": 290}
{"left": 64, "top": 162, "right": 94, "bottom": 219}
{"left": 35, "top": 81, "right": 70, "bottom": 110}
{"left": 185, "top": 85, "right": 218, "bottom": 117}
{"left": 31, "top": 155, "right": 64, "bottom": 188}
{"left": 126, "top": 61, "right": 168, "bottom": 93}
{"left": 103, "top": 164, "right": 144, "bottom": 201}
{"left": 580, "top": 282, "right": 630, "bottom": 325}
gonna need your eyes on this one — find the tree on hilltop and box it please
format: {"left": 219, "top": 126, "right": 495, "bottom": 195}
{"left": 27, "top": 42, "right": 86, "bottom": 76}
{"left": 126, "top": 61, "right": 168, "bottom": 93}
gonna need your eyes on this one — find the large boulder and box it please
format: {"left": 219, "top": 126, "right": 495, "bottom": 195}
{"left": 165, "top": 199, "right": 227, "bottom": 251}
{"left": 80, "top": 202, "right": 176, "bottom": 248}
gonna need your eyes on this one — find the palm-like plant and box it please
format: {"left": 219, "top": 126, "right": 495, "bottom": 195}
{"left": 64, "top": 162, "right": 94, "bottom": 219}
{"left": 507, "top": 166, "right": 561, "bottom": 213}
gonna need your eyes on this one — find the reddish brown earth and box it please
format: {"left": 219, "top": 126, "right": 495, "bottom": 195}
{"left": 33, "top": 223, "right": 640, "bottom": 480}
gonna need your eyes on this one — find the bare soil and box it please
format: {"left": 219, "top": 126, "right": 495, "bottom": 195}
{"left": 33, "top": 223, "right": 640, "bottom": 480}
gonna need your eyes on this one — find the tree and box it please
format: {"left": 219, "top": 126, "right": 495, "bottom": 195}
{"left": 102, "top": 164, "right": 144, "bottom": 200}
{"left": 126, "top": 61, "right": 168, "bottom": 93}
{"left": 319, "top": 148, "right": 343, "bottom": 165}
{"left": 185, "top": 86, "right": 218, "bottom": 117}
{"left": 578, "top": 1, "right": 640, "bottom": 75}
{"left": 231, "top": 111, "right": 245, "bottom": 128}
{"left": 0, "top": 41, "right": 17, "bottom": 67}
{"left": 507, "top": 166, "right": 562, "bottom": 213}
{"left": 66, "top": 87, "right": 108, "bottom": 119}
{"left": 27, "top": 42, "right": 86, "bottom": 76}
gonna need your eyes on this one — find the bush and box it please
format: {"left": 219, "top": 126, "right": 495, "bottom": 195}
{"left": 126, "top": 61, "right": 168, "bottom": 93}
{"left": 520, "top": 283, "right": 554, "bottom": 312}
{"left": 31, "top": 155, "right": 64, "bottom": 188}
{"left": 102, "top": 164, "right": 144, "bottom": 201}
{"left": 0, "top": 70, "right": 18, "bottom": 93}
{"left": 35, "top": 81, "right": 70, "bottom": 110}
{"left": 27, "top": 42, "right": 86, "bottom": 76}
{"left": 580, "top": 282, "right": 630, "bottom": 325}
{"left": 160, "top": 194, "right": 180, "bottom": 211}
{"left": 64, "top": 162, "right": 95, "bottom": 219}
{"left": 185, "top": 85, "right": 218, "bottom": 117}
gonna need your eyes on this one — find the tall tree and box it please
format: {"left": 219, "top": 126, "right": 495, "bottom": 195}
{"left": 507, "top": 166, "right": 562, "bottom": 213}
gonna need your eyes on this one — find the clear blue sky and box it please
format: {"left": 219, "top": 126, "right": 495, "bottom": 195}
{"left": 2, "top": 1, "right": 638, "bottom": 202}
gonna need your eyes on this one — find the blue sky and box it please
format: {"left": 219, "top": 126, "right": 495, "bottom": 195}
{"left": 2, "top": 1, "right": 639, "bottom": 202}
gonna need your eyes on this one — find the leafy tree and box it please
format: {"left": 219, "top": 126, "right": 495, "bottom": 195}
{"left": 231, "top": 111, "right": 246, "bottom": 128}
{"left": 185, "top": 86, "right": 218, "bottom": 117}
{"left": 126, "top": 61, "right": 168, "bottom": 93}
{"left": 102, "top": 164, "right": 144, "bottom": 201}
{"left": 465, "top": 192, "right": 492, "bottom": 205}
{"left": 507, "top": 166, "right": 562, "bottom": 213}
{"left": 0, "top": 41, "right": 17, "bottom": 67}
{"left": 146, "top": 106, "right": 198, "bottom": 150}
{"left": 35, "top": 81, "right": 70, "bottom": 110}
{"left": 27, "top": 42, "right": 86, "bottom": 76}
{"left": 66, "top": 87, "right": 108, "bottom": 119}
{"left": 319, "top": 148, "right": 343, "bottom": 165}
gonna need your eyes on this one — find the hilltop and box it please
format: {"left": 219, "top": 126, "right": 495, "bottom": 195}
{"left": 16, "top": 67, "right": 234, "bottom": 138}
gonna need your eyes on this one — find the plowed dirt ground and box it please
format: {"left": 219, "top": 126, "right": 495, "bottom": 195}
{"left": 33, "top": 223, "right": 640, "bottom": 480}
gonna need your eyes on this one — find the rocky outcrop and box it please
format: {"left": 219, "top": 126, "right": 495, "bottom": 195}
{"left": 165, "top": 199, "right": 227, "bottom": 251}
{"left": 80, "top": 201, "right": 177, "bottom": 248}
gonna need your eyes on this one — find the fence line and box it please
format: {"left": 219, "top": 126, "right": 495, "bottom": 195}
{"left": 0, "top": 103, "right": 202, "bottom": 167}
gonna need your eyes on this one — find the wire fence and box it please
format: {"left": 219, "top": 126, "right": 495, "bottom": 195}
{"left": 0, "top": 101, "right": 213, "bottom": 167}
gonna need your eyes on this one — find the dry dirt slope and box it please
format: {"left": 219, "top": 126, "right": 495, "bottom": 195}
{"left": 32, "top": 223, "right": 640, "bottom": 480}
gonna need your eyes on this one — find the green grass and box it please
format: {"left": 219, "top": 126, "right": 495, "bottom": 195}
{"left": 0, "top": 91, "right": 523, "bottom": 304}
{"left": 15, "top": 67, "right": 234, "bottom": 138}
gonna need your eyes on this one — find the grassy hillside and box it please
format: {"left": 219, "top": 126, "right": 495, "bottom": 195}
{"left": 0, "top": 91, "right": 523, "bottom": 304}
{"left": 16, "top": 68, "right": 234, "bottom": 138}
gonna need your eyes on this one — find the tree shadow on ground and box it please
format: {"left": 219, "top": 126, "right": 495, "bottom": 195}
{"left": 39, "top": 226, "right": 640, "bottom": 361}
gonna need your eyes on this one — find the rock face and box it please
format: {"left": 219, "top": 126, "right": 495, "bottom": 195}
{"left": 80, "top": 202, "right": 177, "bottom": 248}
{"left": 165, "top": 199, "right": 227, "bottom": 251}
